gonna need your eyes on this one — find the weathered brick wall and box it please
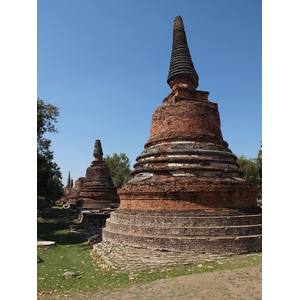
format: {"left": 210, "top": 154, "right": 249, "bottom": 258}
{"left": 118, "top": 176, "right": 258, "bottom": 211}
{"left": 145, "top": 96, "right": 227, "bottom": 149}
{"left": 84, "top": 161, "right": 113, "bottom": 182}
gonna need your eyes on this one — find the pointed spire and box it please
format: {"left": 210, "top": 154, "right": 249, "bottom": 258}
{"left": 93, "top": 139, "right": 103, "bottom": 161}
{"left": 67, "top": 171, "right": 71, "bottom": 188}
{"left": 167, "top": 16, "right": 199, "bottom": 90}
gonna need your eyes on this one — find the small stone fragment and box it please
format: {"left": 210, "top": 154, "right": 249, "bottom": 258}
{"left": 62, "top": 271, "right": 76, "bottom": 279}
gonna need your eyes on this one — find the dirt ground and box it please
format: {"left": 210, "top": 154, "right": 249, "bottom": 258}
{"left": 45, "top": 265, "right": 261, "bottom": 300}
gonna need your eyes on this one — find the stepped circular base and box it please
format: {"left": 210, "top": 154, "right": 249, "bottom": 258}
{"left": 102, "top": 209, "right": 262, "bottom": 253}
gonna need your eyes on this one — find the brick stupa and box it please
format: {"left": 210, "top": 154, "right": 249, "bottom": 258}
{"left": 60, "top": 171, "right": 73, "bottom": 204}
{"left": 78, "top": 140, "right": 120, "bottom": 210}
{"left": 103, "top": 16, "right": 262, "bottom": 253}
{"left": 65, "top": 177, "right": 85, "bottom": 207}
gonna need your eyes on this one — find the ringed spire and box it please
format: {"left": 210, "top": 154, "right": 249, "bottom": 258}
{"left": 167, "top": 16, "right": 199, "bottom": 90}
{"left": 93, "top": 139, "right": 103, "bottom": 161}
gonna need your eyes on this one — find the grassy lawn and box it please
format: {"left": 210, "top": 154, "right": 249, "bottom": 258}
{"left": 37, "top": 206, "right": 262, "bottom": 298}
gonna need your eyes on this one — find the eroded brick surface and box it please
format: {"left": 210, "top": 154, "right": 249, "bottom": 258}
{"left": 102, "top": 16, "right": 261, "bottom": 253}
{"left": 66, "top": 177, "right": 85, "bottom": 206}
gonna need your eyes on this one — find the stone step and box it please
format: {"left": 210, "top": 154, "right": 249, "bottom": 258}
{"left": 94, "top": 242, "right": 230, "bottom": 261}
{"left": 93, "top": 241, "right": 256, "bottom": 272}
{"left": 106, "top": 219, "right": 261, "bottom": 237}
{"left": 104, "top": 228, "right": 262, "bottom": 241}
{"left": 110, "top": 211, "right": 262, "bottom": 227}
{"left": 102, "top": 229, "right": 262, "bottom": 253}
{"left": 37, "top": 240, "right": 56, "bottom": 246}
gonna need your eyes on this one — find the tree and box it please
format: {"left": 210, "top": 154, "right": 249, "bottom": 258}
{"left": 236, "top": 155, "right": 259, "bottom": 186}
{"left": 104, "top": 153, "right": 131, "bottom": 189}
{"left": 37, "top": 98, "right": 64, "bottom": 199}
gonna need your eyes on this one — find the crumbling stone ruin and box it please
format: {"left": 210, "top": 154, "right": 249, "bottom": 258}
{"left": 59, "top": 171, "right": 73, "bottom": 205}
{"left": 257, "top": 145, "right": 262, "bottom": 200}
{"left": 102, "top": 16, "right": 262, "bottom": 254}
{"left": 66, "top": 171, "right": 73, "bottom": 193}
{"left": 65, "top": 177, "right": 85, "bottom": 207}
{"left": 78, "top": 139, "right": 120, "bottom": 210}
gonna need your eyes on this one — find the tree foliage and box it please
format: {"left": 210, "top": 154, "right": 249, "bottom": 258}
{"left": 104, "top": 153, "right": 131, "bottom": 189}
{"left": 37, "top": 98, "right": 63, "bottom": 199}
{"left": 236, "top": 155, "right": 259, "bottom": 186}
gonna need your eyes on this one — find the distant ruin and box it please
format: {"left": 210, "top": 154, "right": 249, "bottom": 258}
{"left": 59, "top": 171, "right": 73, "bottom": 205}
{"left": 102, "top": 16, "right": 262, "bottom": 253}
{"left": 257, "top": 145, "right": 262, "bottom": 200}
{"left": 66, "top": 177, "right": 85, "bottom": 207}
{"left": 78, "top": 139, "right": 120, "bottom": 210}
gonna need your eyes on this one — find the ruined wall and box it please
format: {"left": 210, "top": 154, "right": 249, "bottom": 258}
{"left": 119, "top": 177, "right": 258, "bottom": 211}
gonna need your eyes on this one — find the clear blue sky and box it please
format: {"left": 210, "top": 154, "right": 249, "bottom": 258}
{"left": 37, "top": 0, "right": 262, "bottom": 186}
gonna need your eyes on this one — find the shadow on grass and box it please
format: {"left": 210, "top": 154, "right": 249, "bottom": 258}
{"left": 37, "top": 207, "right": 86, "bottom": 245}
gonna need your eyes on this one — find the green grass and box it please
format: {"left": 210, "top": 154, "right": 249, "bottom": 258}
{"left": 37, "top": 207, "right": 262, "bottom": 297}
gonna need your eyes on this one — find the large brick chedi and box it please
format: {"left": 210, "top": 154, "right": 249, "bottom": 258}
{"left": 78, "top": 140, "right": 120, "bottom": 210}
{"left": 103, "top": 16, "right": 261, "bottom": 253}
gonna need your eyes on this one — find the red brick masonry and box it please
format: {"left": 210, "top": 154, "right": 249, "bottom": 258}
{"left": 78, "top": 157, "right": 120, "bottom": 210}
{"left": 103, "top": 87, "right": 261, "bottom": 253}
{"left": 103, "top": 16, "right": 262, "bottom": 253}
{"left": 104, "top": 209, "right": 261, "bottom": 253}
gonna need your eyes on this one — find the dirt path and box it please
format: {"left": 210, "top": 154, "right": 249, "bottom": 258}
{"left": 48, "top": 265, "right": 261, "bottom": 300}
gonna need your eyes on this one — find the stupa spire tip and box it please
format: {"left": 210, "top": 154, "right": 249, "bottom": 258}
{"left": 167, "top": 16, "right": 199, "bottom": 90}
{"left": 93, "top": 139, "right": 103, "bottom": 160}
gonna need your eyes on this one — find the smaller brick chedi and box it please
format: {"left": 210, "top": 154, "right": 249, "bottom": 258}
{"left": 63, "top": 171, "right": 73, "bottom": 201}
{"left": 103, "top": 16, "right": 262, "bottom": 253}
{"left": 78, "top": 140, "right": 120, "bottom": 210}
{"left": 66, "top": 177, "right": 85, "bottom": 207}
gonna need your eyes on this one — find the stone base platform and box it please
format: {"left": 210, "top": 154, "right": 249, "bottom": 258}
{"left": 93, "top": 241, "right": 262, "bottom": 272}
{"left": 102, "top": 208, "right": 262, "bottom": 254}
{"left": 76, "top": 208, "right": 113, "bottom": 228}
